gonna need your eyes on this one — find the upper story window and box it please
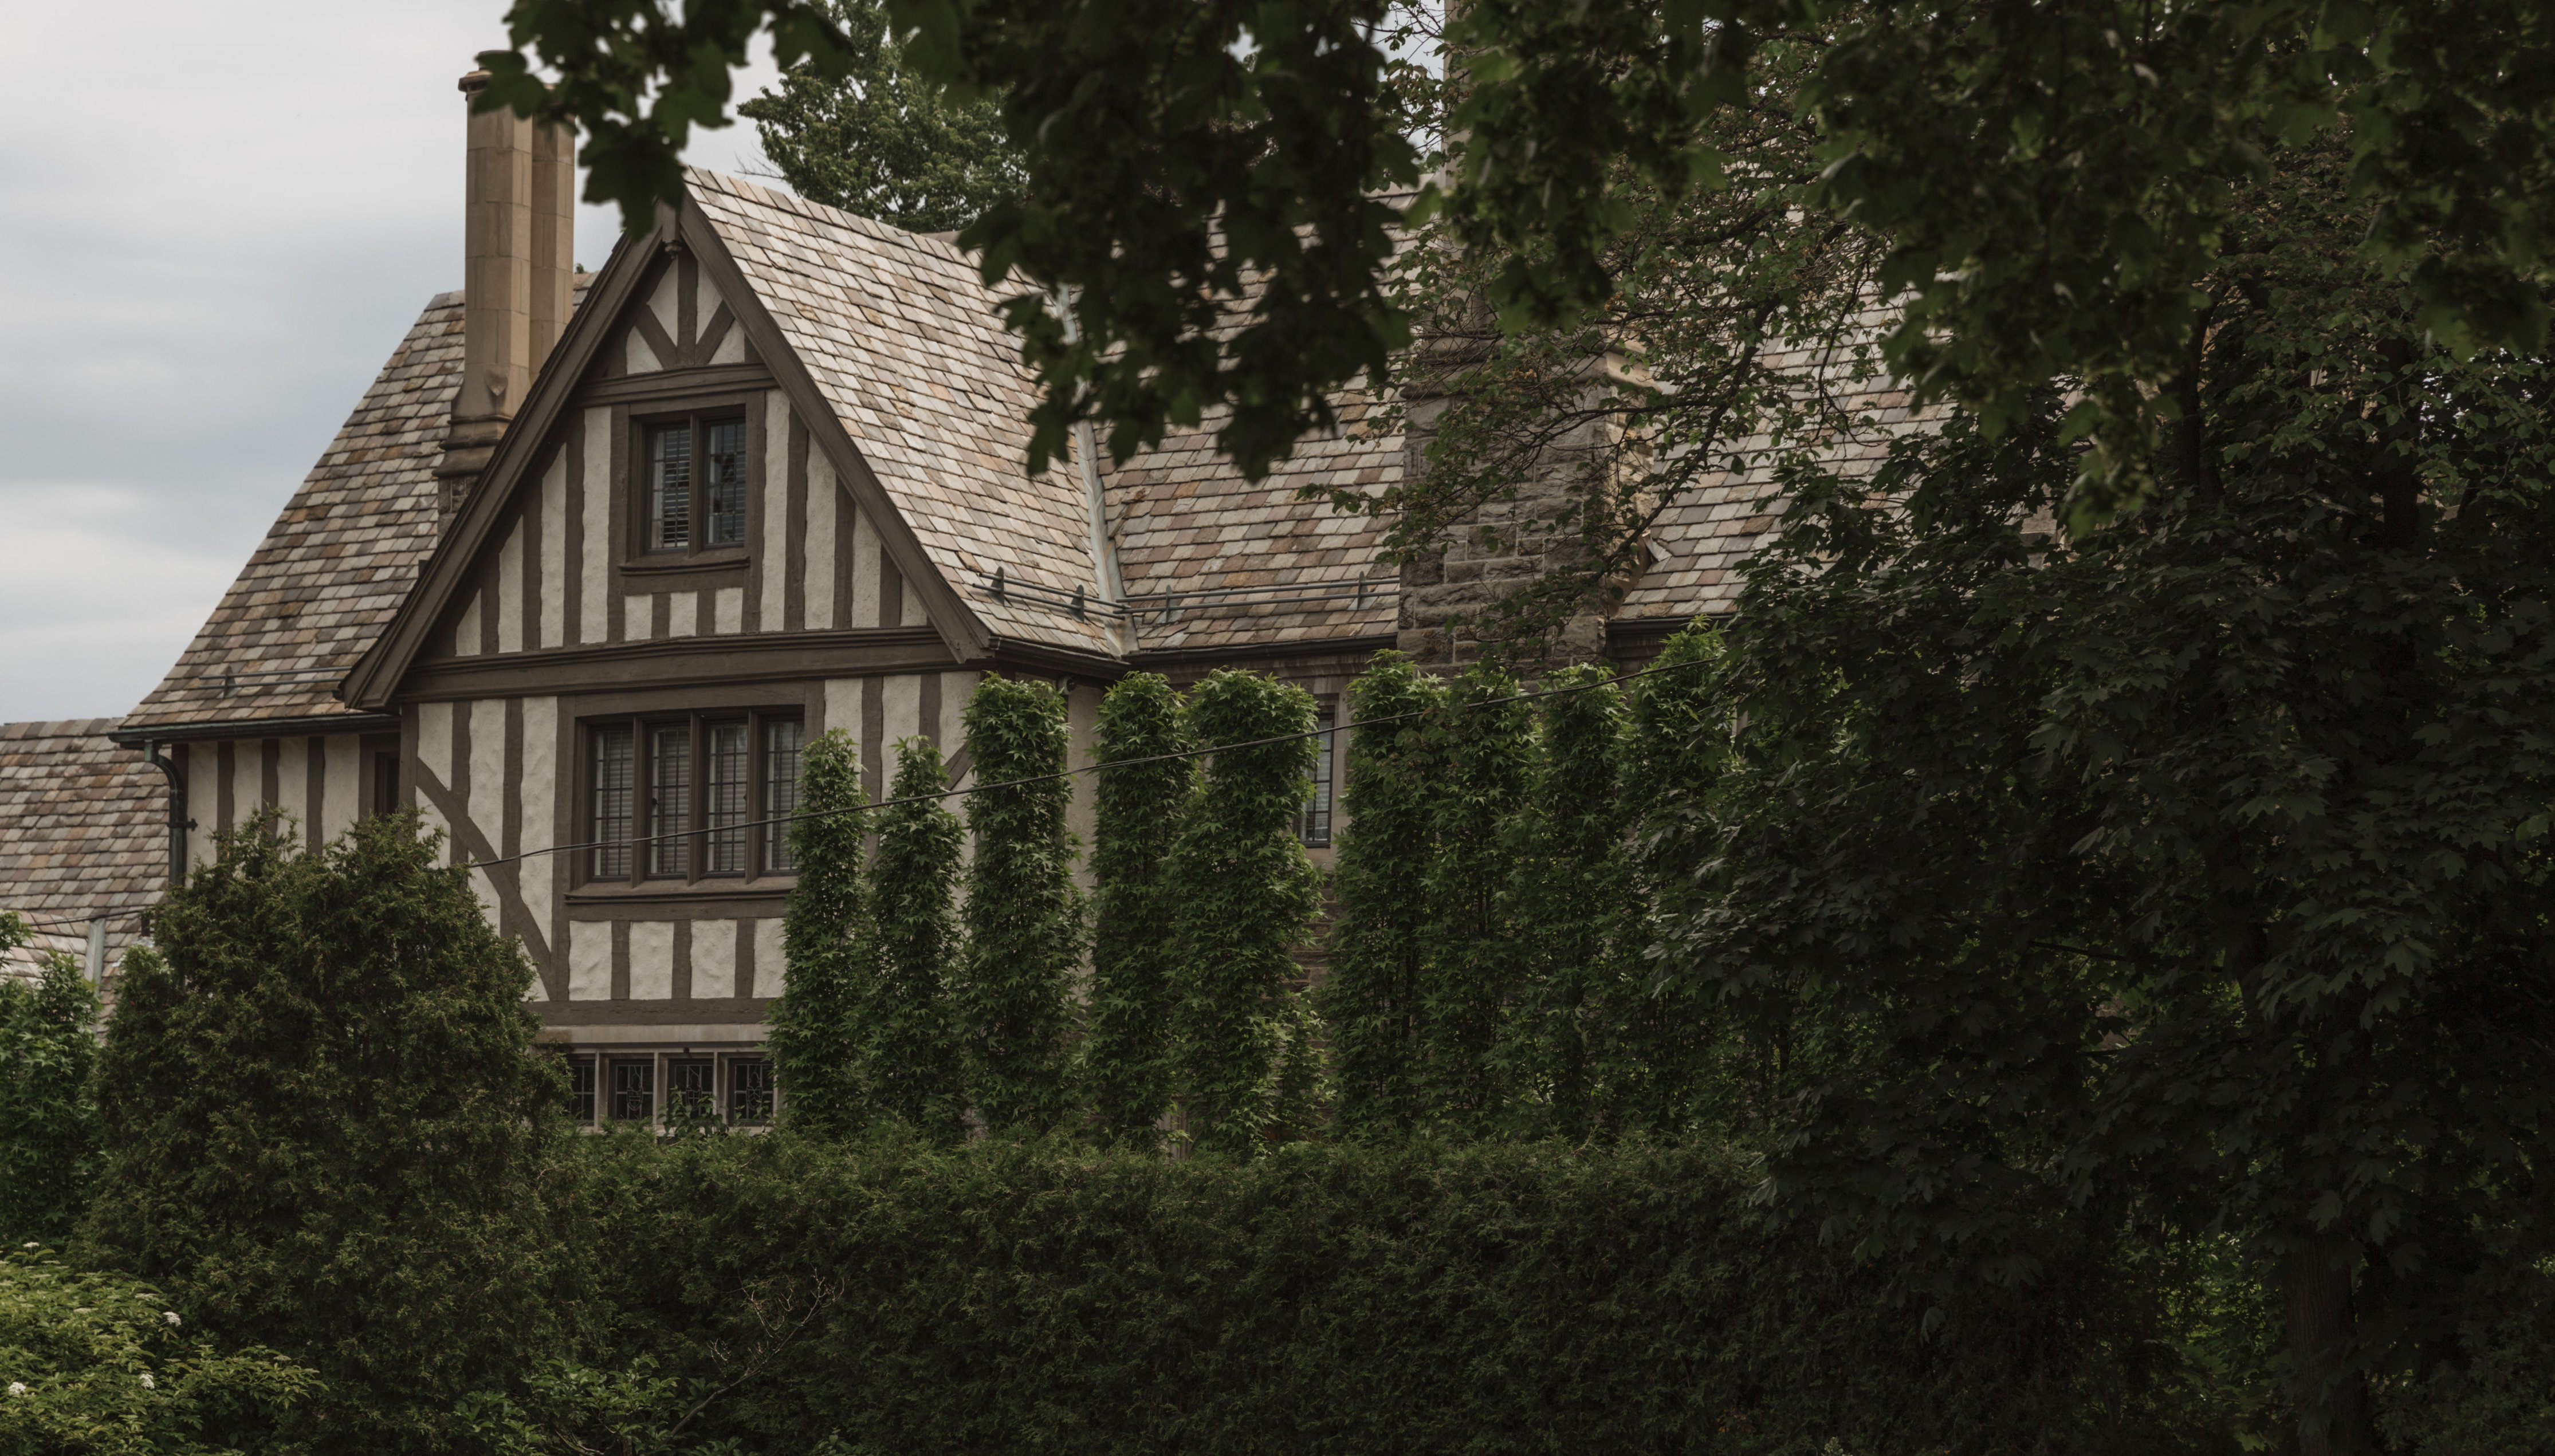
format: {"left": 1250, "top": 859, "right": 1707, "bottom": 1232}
{"left": 643, "top": 415, "right": 747, "bottom": 556}
{"left": 1299, "top": 706, "right": 1337, "bottom": 847}
{"left": 585, "top": 708, "right": 801, "bottom": 885}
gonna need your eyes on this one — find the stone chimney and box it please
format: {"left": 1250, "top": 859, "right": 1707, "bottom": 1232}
{"left": 438, "top": 69, "right": 576, "bottom": 514}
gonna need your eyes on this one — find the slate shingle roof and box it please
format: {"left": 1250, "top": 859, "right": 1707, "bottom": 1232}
{"left": 123, "top": 295, "right": 469, "bottom": 731}
{"left": 1, "top": 719, "right": 163, "bottom": 975}
{"left": 690, "top": 171, "right": 1116, "bottom": 655}
{"left": 1108, "top": 396, "right": 1400, "bottom": 651}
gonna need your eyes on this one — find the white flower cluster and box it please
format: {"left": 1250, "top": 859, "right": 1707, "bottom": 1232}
{"left": 137, "top": 1372, "right": 156, "bottom": 1391}
{"left": 163, "top": 1311, "right": 181, "bottom": 1327}
{"left": 6, "top": 1382, "right": 26, "bottom": 1397}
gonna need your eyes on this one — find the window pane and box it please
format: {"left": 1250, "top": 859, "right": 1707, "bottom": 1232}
{"left": 609, "top": 1059, "right": 654, "bottom": 1122}
{"left": 705, "top": 722, "right": 749, "bottom": 873}
{"left": 566, "top": 1054, "right": 596, "bottom": 1124}
{"left": 667, "top": 1058, "right": 716, "bottom": 1123}
{"left": 650, "top": 725, "right": 691, "bottom": 877}
{"left": 1299, "top": 707, "right": 1336, "bottom": 847}
{"left": 730, "top": 1058, "right": 774, "bottom": 1124}
{"left": 592, "top": 726, "right": 634, "bottom": 879}
{"left": 706, "top": 420, "right": 747, "bottom": 547}
{"left": 648, "top": 425, "right": 692, "bottom": 550}
{"left": 763, "top": 718, "right": 804, "bottom": 873}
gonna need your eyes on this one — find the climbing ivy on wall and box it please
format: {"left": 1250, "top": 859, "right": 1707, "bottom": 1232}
{"left": 958, "top": 674, "right": 1087, "bottom": 1135}
{"left": 1165, "top": 669, "right": 1324, "bottom": 1155}
{"left": 1084, "top": 672, "right": 1192, "bottom": 1148}
{"left": 867, "top": 737, "right": 968, "bottom": 1142}
{"left": 771, "top": 727, "right": 874, "bottom": 1136}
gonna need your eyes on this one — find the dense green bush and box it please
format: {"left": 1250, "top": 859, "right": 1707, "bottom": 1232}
{"left": 770, "top": 727, "right": 875, "bottom": 1134}
{"left": 959, "top": 674, "right": 1088, "bottom": 1134}
{"left": 557, "top": 1132, "right": 2232, "bottom": 1456}
{"left": 0, "top": 922, "right": 99, "bottom": 1245}
{"left": 0, "top": 1248, "right": 316, "bottom": 1456}
{"left": 1084, "top": 672, "right": 1193, "bottom": 1148}
{"left": 864, "top": 738, "right": 968, "bottom": 1142}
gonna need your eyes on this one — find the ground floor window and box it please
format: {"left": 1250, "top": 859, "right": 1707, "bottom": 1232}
{"left": 559, "top": 1051, "right": 775, "bottom": 1128}
{"left": 730, "top": 1058, "right": 774, "bottom": 1124}
{"left": 609, "top": 1058, "right": 654, "bottom": 1122}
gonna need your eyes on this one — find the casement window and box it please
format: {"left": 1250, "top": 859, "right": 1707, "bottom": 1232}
{"left": 608, "top": 1058, "right": 654, "bottom": 1122}
{"left": 1298, "top": 706, "right": 1337, "bottom": 847}
{"left": 642, "top": 414, "right": 749, "bottom": 556}
{"left": 587, "top": 710, "right": 803, "bottom": 884}
{"left": 666, "top": 1057, "right": 717, "bottom": 1122}
{"left": 565, "top": 1053, "right": 598, "bottom": 1124}
{"left": 729, "top": 1058, "right": 775, "bottom": 1124}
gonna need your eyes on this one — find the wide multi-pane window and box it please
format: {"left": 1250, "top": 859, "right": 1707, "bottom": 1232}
{"left": 647, "top": 424, "right": 692, "bottom": 551}
{"left": 730, "top": 1058, "right": 775, "bottom": 1124}
{"left": 592, "top": 726, "right": 635, "bottom": 878}
{"left": 649, "top": 725, "right": 693, "bottom": 877}
{"left": 1298, "top": 706, "right": 1337, "bottom": 847}
{"left": 705, "top": 723, "right": 751, "bottom": 873}
{"left": 585, "top": 711, "right": 805, "bottom": 885}
{"left": 764, "top": 718, "right": 804, "bottom": 873}
{"left": 706, "top": 420, "right": 747, "bottom": 546}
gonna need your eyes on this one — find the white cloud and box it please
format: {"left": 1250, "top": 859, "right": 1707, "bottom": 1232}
{"left": 0, "top": 0, "right": 780, "bottom": 721}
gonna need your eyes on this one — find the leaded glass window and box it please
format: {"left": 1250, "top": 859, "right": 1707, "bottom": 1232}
{"left": 647, "top": 424, "right": 692, "bottom": 551}
{"left": 666, "top": 1058, "right": 717, "bottom": 1122}
{"left": 1299, "top": 706, "right": 1336, "bottom": 847}
{"left": 567, "top": 1054, "right": 597, "bottom": 1124}
{"left": 609, "top": 1059, "right": 654, "bottom": 1122}
{"left": 705, "top": 722, "right": 750, "bottom": 873}
{"left": 764, "top": 717, "right": 804, "bottom": 873}
{"left": 706, "top": 420, "right": 747, "bottom": 546}
{"left": 650, "top": 725, "right": 691, "bottom": 877}
{"left": 730, "top": 1058, "right": 775, "bottom": 1124}
{"left": 592, "top": 726, "right": 634, "bottom": 878}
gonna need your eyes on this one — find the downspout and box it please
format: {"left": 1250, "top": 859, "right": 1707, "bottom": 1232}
{"left": 143, "top": 740, "right": 187, "bottom": 888}
{"left": 1053, "top": 288, "right": 1126, "bottom": 649}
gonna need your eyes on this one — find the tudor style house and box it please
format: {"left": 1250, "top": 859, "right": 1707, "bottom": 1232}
{"left": 7, "top": 72, "right": 1876, "bottom": 1117}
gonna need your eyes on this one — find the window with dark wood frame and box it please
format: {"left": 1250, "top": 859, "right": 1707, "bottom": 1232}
{"left": 637, "top": 411, "right": 749, "bottom": 558}
{"left": 1298, "top": 704, "right": 1338, "bottom": 847}
{"left": 584, "top": 709, "right": 803, "bottom": 885}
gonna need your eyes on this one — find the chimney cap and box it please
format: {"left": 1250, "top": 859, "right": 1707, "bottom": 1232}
{"left": 458, "top": 68, "right": 492, "bottom": 95}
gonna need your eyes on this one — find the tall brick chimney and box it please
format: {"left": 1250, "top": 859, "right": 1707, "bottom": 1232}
{"left": 438, "top": 69, "right": 576, "bottom": 514}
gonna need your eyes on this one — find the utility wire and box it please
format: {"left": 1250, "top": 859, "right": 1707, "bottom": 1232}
{"left": 474, "top": 651, "right": 1719, "bottom": 871}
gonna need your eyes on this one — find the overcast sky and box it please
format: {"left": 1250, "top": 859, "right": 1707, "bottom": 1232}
{"left": 0, "top": 1, "right": 780, "bottom": 722}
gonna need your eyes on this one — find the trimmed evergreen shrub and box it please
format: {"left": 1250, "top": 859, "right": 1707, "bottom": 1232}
{"left": 1320, "top": 653, "right": 1446, "bottom": 1139}
{"left": 78, "top": 811, "right": 565, "bottom": 1455}
{"left": 1165, "top": 669, "right": 1323, "bottom": 1155}
{"left": 1084, "top": 672, "right": 1193, "bottom": 1148}
{"left": 866, "top": 737, "right": 968, "bottom": 1142}
{"left": 959, "top": 674, "right": 1087, "bottom": 1134}
{"left": 769, "top": 727, "right": 875, "bottom": 1135}
{"left": 1505, "top": 663, "right": 1634, "bottom": 1139}
{"left": 1616, "top": 624, "right": 1733, "bottom": 1133}
{"left": 1417, "top": 664, "right": 1535, "bottom": 1135}
{"left": 563, "top": 1132, "right": 2234, "bottom": 1456}
{"left": 0, "top": 924, "right": 99, "bottom": 1246}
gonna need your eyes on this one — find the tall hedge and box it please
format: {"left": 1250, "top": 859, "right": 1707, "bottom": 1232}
{"left": 769, "top": 727, "right": 875, "bottom": 1135}
{"left": 78, "top": 811, "right": 565, "bottom": 1456}
{"left": 866, "top": 737, "right": 968, "bottom": 1141}
{"left": 565, "top": 1133, "right": 2232, "bottom": 1456}
{"left": 1165, "top": 669, "right": 1324, "bottom": 1155}
{"left": 1320, "top": 653, "right": 1446, "bottom": 1139}
{"left": 1417, "top": 664, "right": 1535, "bottom": 1135}
{"left": 959, "top": 674, "right": 1087, "bottom": 1134}
{"left": 1507, "top": 663, "right": 1634, "bottom": 1139}
{"left": 1615, "top": 624, "right": 1733, "bottom": 1133}
{"left": 1084, "top": 672, "right": 1194, "bottom": 1148}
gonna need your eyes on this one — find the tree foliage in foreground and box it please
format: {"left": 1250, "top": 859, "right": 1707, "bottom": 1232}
{"left": 485, "top": 0, "right": 2555, "bottom": 509}
{"left": 79, "top": 812, "right": 566, "bottom": 1456}
{"left": 1672, "top": 144, "right": 2555, "bottom": 1456}
{"left": 865, "top": 737, "right": 968, "bottom": 1142}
